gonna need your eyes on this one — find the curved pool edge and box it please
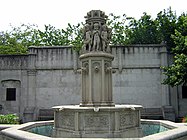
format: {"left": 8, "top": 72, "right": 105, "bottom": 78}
{"left": 1, "top": 120, "right": 187, "bottom": 140}
{"left": 141, "top": 119, "right": 187, "bottom": 140}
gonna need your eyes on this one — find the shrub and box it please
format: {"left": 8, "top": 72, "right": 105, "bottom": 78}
{"left": 0, "top": 114, "right": 19, "bottom": 124}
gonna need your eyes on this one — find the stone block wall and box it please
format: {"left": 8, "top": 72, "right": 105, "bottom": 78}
{"left": 0, "top": 44, "right": 181, "bottom": 121}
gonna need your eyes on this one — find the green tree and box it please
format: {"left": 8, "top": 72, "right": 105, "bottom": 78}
{"left": 0, "top": 8, "right": 185, "bottom": 54}
{"left": 0, "top": 24, "right": 38, "bottom": 54}
{"left": 0, "top": 32, "right": 28, "bottom": 54}
{"left": 0, "top": 23, "right": 83, "bottom": 54}
{"left": 66, "top": 23, "right": 84, "bottom": 51}
{"left": 156, "top": 7, "right": 177, "bottom": 50}
{"left": 107, "top": 8, "right": 177, "bottom": 46}
{"left": 127, "top": 12, "right": 161, "bottom": 44}
{"left": 36, "top": 24, "right": 71, "bottom": 46}
{"left": 162, "top": 14, "right": 187, "bottom": 86}
{"left": 107, "top": 13, "right": 128, "bottom": 45}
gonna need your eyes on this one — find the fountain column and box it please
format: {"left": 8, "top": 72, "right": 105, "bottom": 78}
{"left": 79, "top": 53, "right": 115, "bottom": 106}
{"left": 79, "top": 10, "right": 114, "bottom": 107}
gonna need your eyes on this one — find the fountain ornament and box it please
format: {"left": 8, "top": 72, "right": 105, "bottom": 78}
{"left": 53, "top": 10, "right": 143, "bottom": 138}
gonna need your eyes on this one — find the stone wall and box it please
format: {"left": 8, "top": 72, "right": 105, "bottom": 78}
{"left": 112, "top": 45, "right": 163, "bottom": 108}
{"left": 0, "top": 44, "right": 181, "bottom": 121}
{"left": 0, "top": 55, "right": 28, "bottom": 70}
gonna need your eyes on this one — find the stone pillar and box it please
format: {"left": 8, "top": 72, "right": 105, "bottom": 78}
{"left": 23, "top": 46, "right": 37, "bottom": 122}
{"left": 27, "top": 70, "right": 36, "bottom": 107}
{"left": 73, "top": 51, "right": 78, "bottom": 72}
{"left": 160, "top": 44, "right": 170, "bottom": 106}
{"left": 79, "top": 52, "right": 114, "bottom": 107}
{"left": 79, "top": 10, "right": 114, "bottom": 107}
{"left": 160, "top": 43, "right": 176, "bottom": 120}
{"left": 118, "top": 47, "right": 123, "bottom": 73}
{"left": 170, "top": 86, "right": 179, "bottom": 117}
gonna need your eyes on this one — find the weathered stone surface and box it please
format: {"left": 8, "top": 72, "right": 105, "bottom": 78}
{"left": 53, "top": 105, "right": 143, "bottom": 138}
{"left": 79, "top": 52, "right": 114, "bottom": 107}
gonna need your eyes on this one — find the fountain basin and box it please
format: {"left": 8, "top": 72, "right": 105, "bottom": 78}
{"left": 1, "top": 119, "right": 187, "bottom": 140}
{"left": 53, "top": 105, "right": 143, "bottom": 138}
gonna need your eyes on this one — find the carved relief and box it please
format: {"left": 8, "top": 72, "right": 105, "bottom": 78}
{"left": 119, "top": 112, "right": 136, "bottom": 129}
{"left": 85, "top": 114, "right": 109, "bottom": 128}
{"left": 1, "top": 79, "right": 21, "bottom": 88}
{"left": 60, "top": 113, "right": 75, "bottom": 129}
{"left": 92, "top": 62, "right": 100, "bottom": 73}
{"left": 82, "top": 62, "right": 89, "bottom": 74}
{"left": 104, "top": 62, "right": 112, "bottom": 73}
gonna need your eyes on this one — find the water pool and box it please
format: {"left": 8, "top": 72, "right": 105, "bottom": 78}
{"left": 27, "top": 123, "right": 170, "bottom": 137}
{"left": 2, "top": 120, "right": 187, "bottom": 140}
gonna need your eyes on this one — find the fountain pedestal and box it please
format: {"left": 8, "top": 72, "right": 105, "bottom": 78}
{"left": 79, "top": 52, "right": 114, "bottom": 107}
{"left": 53, "top": 105, "right": 142, "bottom": 138}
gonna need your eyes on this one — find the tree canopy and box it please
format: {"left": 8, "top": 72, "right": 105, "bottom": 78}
{"left": 0, "top": 7, "right": 184, "bottom": 54}
{"left": 0, "top": 23, "right": 83, "bottom": 54}
{"left": 0, "top": 7, "right": 186, "bottom": 87}
{"left": 162, "top": 14, "right": 187, "bottom": 87}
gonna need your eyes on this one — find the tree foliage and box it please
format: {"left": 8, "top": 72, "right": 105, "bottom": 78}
{"left": 107, "top": 13, "right": 127, "bottom": 45}
{"left": 0, "top": 8, "right": 187, "bottom": 87}
{"left": 126, "top": 12, "right": 162, "bottom": 44}
{"left": 156, "top": 7, "right": 177, "bottom": 50}
{"left": 0, "top": 7, "right": 185, "bottom": 55}
{"left": 0, "top": 23, "right": 83, "bottom": 54}
{"left": 162, "top": 14, "right": 187, "bottom": 86}
{"left": 107, "top": 7, "right": 179, "bottom": 49}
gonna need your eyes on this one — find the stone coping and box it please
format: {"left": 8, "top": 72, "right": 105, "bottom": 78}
{"left": 111, "top": 44, "right": 165, "bottom": 47}
{"left": 0, "top": 124, "right": 19, "bottom": 131}
{"left": 29, "top": 46, "right": 72, "bottom": 49}
{"left": 28, "top": 44, "right": 165, "bottom": 49}
{"left": 141, "top": 120, "right": 187, "bottom": 140}
{"left": 79, "top": 52, "right": 114, "bottom": 59}
{"left": 0, "top": 54, "right": 28, "bottom": 56}
{"left": 1, "top": 120, "right": 187, "bottom": 140}
{"left": 52, "top": 104, "right": 143, "bottom": 111}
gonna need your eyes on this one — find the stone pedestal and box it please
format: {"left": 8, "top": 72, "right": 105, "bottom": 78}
{"left": 53, "top": 105, "right": 143, "bottom": 138}
{"left": 79, "top": 52, "right": 114, "bottom": 107}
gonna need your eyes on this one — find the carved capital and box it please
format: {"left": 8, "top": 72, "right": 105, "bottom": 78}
{"left": 82, "top": 62, "right": 89, "bottom": 73}
{"left": 27, "top": 70, "right": 36, "bottom": 76}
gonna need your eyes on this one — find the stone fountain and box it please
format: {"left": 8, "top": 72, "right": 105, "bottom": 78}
{"left": 52, "top": 10, "right": 143, "bottom": 138}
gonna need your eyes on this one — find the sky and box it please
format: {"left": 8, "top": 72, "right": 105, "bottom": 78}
{"left": 0, "top": 0, "right": 186, "bottom": 31}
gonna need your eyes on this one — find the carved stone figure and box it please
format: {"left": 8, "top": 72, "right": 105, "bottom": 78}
{"left": 82, "top": 24, "right": 92, "bottom": 51}
{"left": 82, "top": 10, "right": 112, "bottom": 53}
{"left": 92, "top": 23, "right": 101, "bottom": 51}
{"left": 101, "top": 25, "right": 109, "bottom": 52}
{"left": 106, "top": 28, "right": 112, "bottom": 52}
